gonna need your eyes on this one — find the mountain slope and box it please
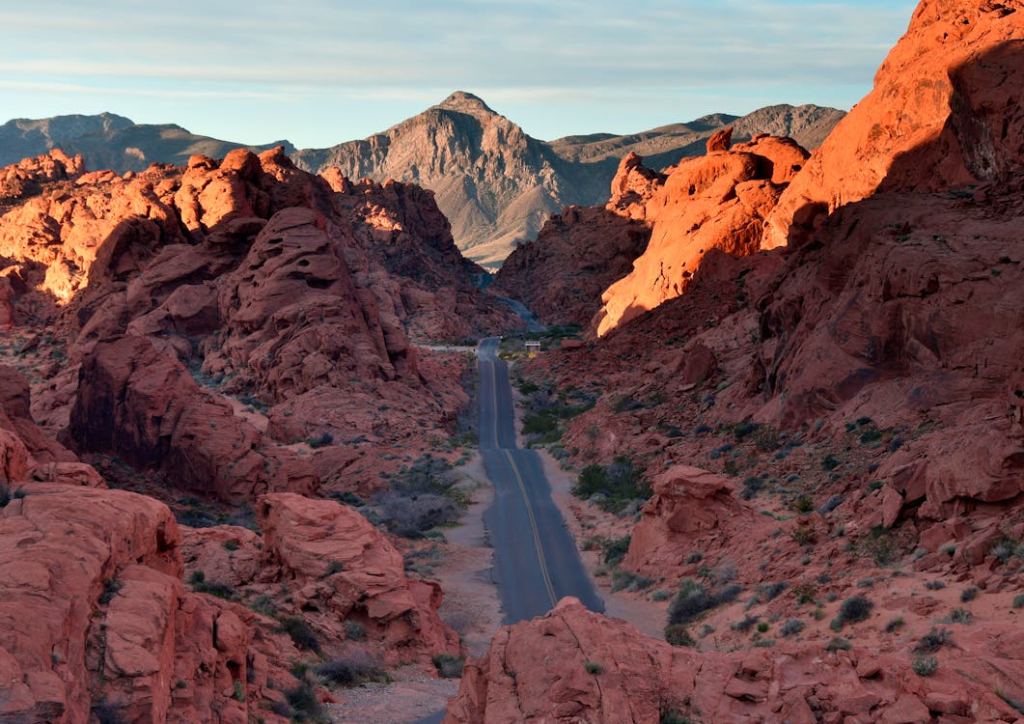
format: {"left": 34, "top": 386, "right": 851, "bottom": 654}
{"left": 0, "top": 113, "right": 293, "bottom": 173}
{"left": 294, "top": 93, "right": 845, "bottom": 267}
{"left": 0, "top": 97, "right": 845, "bottom": 268}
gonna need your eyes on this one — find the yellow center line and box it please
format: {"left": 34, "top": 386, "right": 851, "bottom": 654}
{"left": 484, "top": 338, "right": 558, "bottom": 609}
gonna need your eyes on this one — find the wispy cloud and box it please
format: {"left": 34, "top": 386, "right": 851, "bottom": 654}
{"left": 0, "top": 0, "right": 919, "bottom": 145}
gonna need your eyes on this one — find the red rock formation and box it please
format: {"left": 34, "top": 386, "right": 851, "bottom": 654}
{"left": 68, "top": 335, "right": 319, "bottom": 501}
{"left": 0, "top": 145, "right": 515, "bottom": 496}
{"left": 0, "top": 481, "right": 301, "bottom": 724}
{"left": 594, "top": 135, "right": 808, "bottom": 335}
{"left": 764, "top": 0, "right": 1024, "bottom": 248}
{"left": 445, "top": 598, "right": 1024, "bottom": 724}
{"left": 256, "top": 493, "right": 461, "bottom": 663}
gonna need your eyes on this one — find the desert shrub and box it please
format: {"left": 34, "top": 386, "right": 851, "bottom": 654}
{"left": 611, "top": 570, "right": 655, "bottom": 592}
{"left": 684, "top": 551, "right": 703, "bottom": 565}
{"left": 232, "top": 680, "right": 246, "bottom": 701}
{"left": 660, "top": 712, "right": 694, "bottom": 724}
{"left": 924, "top": 580, "right": 946, "bottom": 591}
{"left": 584, "top": 661, "right": 603, "bottom": 675}
{"left": 1014, "top": 594, "right": 1024, "bottom": 609}
{"left": 99, "top": 578, "right": 122, "bottom": 605}
{"left": 826, "top": 637, "right": 852, "bottom": 652}
{"left": 432, "top": 654, "right": 465, "bottom": 679}
{"left": 250, "top": 595, "right": 276, "bottom": 617}
{"left": 830, "top": 595, "right": 873, "bottom": 631}
{"left": 523, "top": 413, "right": 559, "bottom": 436}
{"left": 344, "top": 620, "right": 365, "bottom": 641}
{"left": 915, "top": 627, "right": 953, "bottom": 653}
{"left": 651, "top": 589, "right": 672, "bottom": 602}
{"left": 885, "top": 616, "right": 905, "bottom": 633}
{"left": 572, "top": 458, "right": 650, "bottom": 513}
{"left": 998, "top": 691, "right": 1024, "bottom": 715}
{"left": 740, "top": 476, "right": 765, "bottom": 500}
{"left": 0, "top": 481, "right": 9, "bottom": 508}
{"left": 376, "top": 492, "right": 460, "bottom": 538}
{"left": 821, "top": 454, "right": 840, "bottom": 471}
{"left": 316, "top": 653, "right": 385, "bottom": 687}
{"left": 818, "top": 494, "right": 843, "bottom": 515}
{"left": 780, "top": 619, "right": 805, "bottom": 637}
{"left": 791, "top": 495, "right": 814, "bottom": 515}
{"left": 858, "top": 528, "right": 900, "bottom": 566}
{"left": 284, "top": 681, "right": 328, "bottom": 722}
{"left": 600, "top": 535, "right": 632, "bottom": 567}
{"left": 793, "top": 584, "right": 817, "bottom": 604}
{"left": 668, "top": 579, "right": 741, "bottom": 626}
{"left": 943, "top": 607, "right": 972, "bottom": 624}
{"left": 912, "top": 655, "right": 939, "bottom": 677}
{"left": 279, "top": 616, "right": 321, "bottom": 653}
{"left": 960, "top": 586, "right": 979, "bottom": 603}
{"left": 731, "top": 615, "right": 760, "bottom": 632}
{"left": 307, "top": 432, "right": 334, "bottom": 449}
{"left": 664, "top": 624, "right": 696, "bottom": 647}
{"left": 759, "top": 581, "right": 788, "bottom": 602}
{"left": 188, "top": 571, "right": 235, "bottom": 601}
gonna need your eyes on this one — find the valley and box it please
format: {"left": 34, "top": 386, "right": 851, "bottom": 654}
{"left": 0, "top": 1, "right": 1023, "bottom": 723}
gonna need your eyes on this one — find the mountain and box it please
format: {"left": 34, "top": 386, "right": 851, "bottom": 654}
{"left": 0, "top": 112, "right": 293, "bottom": 172}
{"left": 0, "top": 97, "right": 844, "bottom": 268}
{"left": 293, "top": 93, "right": 845, "bottom": 267}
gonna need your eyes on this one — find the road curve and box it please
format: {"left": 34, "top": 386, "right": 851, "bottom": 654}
{"left": 477, "top": 337, "right": 604, "bottom": 623}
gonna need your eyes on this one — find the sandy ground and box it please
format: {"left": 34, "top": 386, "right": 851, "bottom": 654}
{"left": 327, "top": 454, "right": 502, "bottom": 724}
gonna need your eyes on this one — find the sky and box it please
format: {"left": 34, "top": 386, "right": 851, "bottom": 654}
{"left": 0, "top": 0, "right": 918, "bottom": 149}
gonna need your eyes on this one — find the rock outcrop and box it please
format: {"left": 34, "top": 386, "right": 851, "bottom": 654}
{"left": 593, "top": 134, "right": 808, "bottom": 335}
{"left": 764, "top": 0, "right": 1024, "bottom": 248}
{"left": 0, "top": 480, "right": 302, "bottom": 724}
{"left": 0, "top": 145, "right": 512, "bottom": 494}
{"left": 445, "top": 599, "right": 1024, "bottom": 724}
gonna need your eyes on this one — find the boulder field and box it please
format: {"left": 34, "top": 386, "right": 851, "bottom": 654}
{"left": 1, "top": 375, "right": 459, "bottom": 723}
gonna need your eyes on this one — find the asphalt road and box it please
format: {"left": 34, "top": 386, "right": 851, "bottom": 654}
{"left": 414, "top": 338, "right": 603, "bottom": 724}
{"left": 477, "top": 337, "right": 604, "bottom": 622}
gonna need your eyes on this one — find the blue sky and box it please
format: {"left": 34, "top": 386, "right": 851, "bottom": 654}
{"left": 0, "top": 1, "right": 918, "bottom": 148}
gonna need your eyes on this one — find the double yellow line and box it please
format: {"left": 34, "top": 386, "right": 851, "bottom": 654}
{"left": 485, "top": 340, "right": 557, "bottom": 609}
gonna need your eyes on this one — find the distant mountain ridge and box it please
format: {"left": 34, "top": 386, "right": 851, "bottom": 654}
{"left": 0, "top": 95, "right": 845, "bottom": 267}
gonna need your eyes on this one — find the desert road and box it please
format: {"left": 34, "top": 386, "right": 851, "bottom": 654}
{"left": 415, "top": 338, "right": 603, "bottom": 724}
{"left": 477, "top": 337, "right": 604, "bottom": 622}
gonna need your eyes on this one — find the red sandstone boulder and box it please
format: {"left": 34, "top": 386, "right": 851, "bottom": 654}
{"left": 444, "top": 598, "right": 1024, "bottom": 724}
{"left": 256, "top": 493, "right": 461, "bottom": 664}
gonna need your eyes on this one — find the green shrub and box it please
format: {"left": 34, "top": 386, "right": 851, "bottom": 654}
{"left": 1013, "top": 594, "right": 1024, "bottom": 609}
{"left": 667, "top": 579, "right": 741, "bottom": 626}
{"left": 572, "top": 458, "right": 650, "bottom": 513}
{"left": 601, "top": 535, "right": 632, "bottom": 567}
{"left": 279, "top": 616, "right": 321, "bottom": 653}
{"left": 830, "top": 595, "right": 873, "bottom": 631}
{"left": 344, "top": 620, "right": 365, "bottom": 641}
{"left": 912, "top": 655, "right": 939, "bottom": 677}
{"left": 915, "top": 627, "right": 953, "bottom": 653}
{"left": 432, "top": 654, "right": 465, "bottom": 679}
{"left": 307, "top": 432, "right": 334, "bottom": 449}
{"left": 885, "top": 616, "right": 905, "bottom": 633}
{"left": 188, "top": 571, "right": 235, "bottom": 601}
{"left": 584, "top": 661, "right": 603, "bottom": 675}
{"left": 284, "top": 681, "right": 327, "bottom": 722}
{"left": 316, "top": 654, "right": 386, "bottom": 687}
{"left": 664, "top": 624, "right": 696, "bottom": 647}
{"left": 825, "top": 637, "right": 852, "bottom": 652}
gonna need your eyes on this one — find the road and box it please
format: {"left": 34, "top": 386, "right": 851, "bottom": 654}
{"left": 414, "top": 338, "right": 603, "bottom": 724}
{"left": 477, "top": 337, "right": 604, "bottom": 622}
